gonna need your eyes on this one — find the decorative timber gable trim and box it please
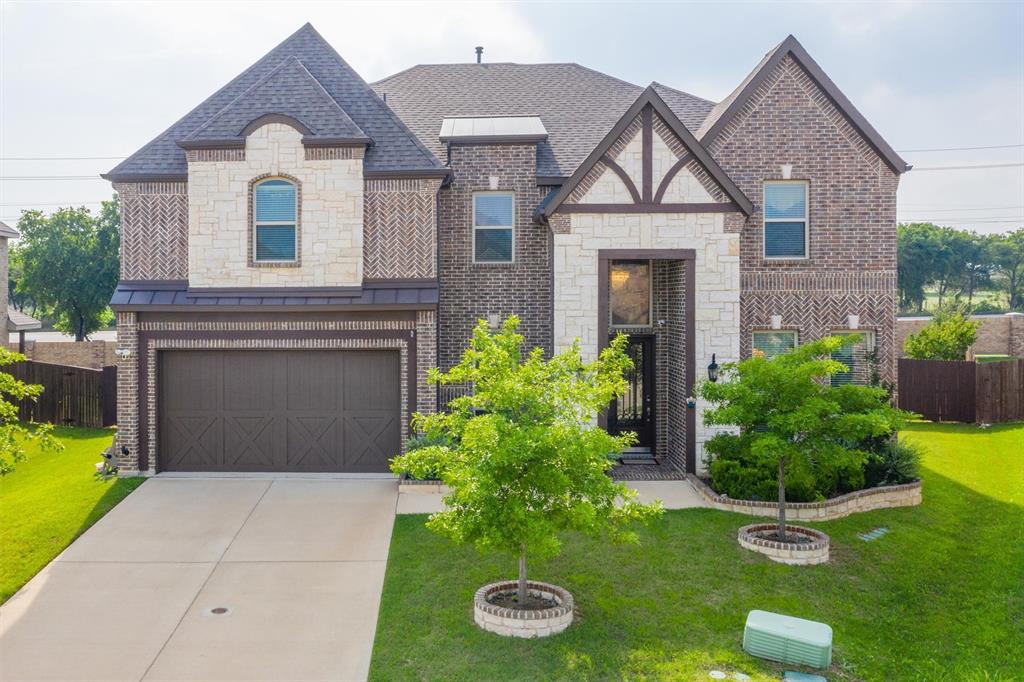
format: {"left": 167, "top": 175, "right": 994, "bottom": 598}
{"left": 535, "top": 85, "right": 753, "bottom": 220}
{"left": 698, "top": 35, "right": 910, "bottom": 175}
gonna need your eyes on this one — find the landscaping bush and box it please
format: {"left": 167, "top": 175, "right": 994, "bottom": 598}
{"left": 864, "top": 438, "right": 923, "bottom": 487}
{"left": 903, "top": 302, "right": 979, "bottom": 360}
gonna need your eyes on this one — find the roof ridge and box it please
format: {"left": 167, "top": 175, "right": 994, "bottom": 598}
{"left": 649, "top": 80, "right": 717, "bottom": 106}
{"left": 303, "top": 24, "right": 443, "bottom": 169}
{"left": 104, "top": 23, "right": 318, "bottom": 179}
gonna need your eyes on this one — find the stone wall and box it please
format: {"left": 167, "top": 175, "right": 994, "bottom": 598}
{"left": 437, "top": 143, "right": 551, "bottom": 369}
{"left": 707, "top": 53, "right": 900, "bottom": 388}
{"left": 7, "top": 340, "right": 116, "bottom": 369}
{"left": 896, "top": 312, "right": 1024, "bottom": 358}
{"left": 187, "top": 122, "right": 364, "bottom": 288}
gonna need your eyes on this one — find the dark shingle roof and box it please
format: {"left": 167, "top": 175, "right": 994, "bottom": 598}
{"left": 0, "top": 220, "right": 19, "bottom": 239}
{"left": 104, "top": 24, "right": 443, "bottom": 181}
{"left": 372, "top": 64, "right": 715, "bottom": 178}
{"left": 180, "top": 56, "right": 368, "bottom": 146}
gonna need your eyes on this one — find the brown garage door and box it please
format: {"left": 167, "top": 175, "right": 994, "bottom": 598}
{"left": 159, "top": 350, "right": 400, "bottom": 473}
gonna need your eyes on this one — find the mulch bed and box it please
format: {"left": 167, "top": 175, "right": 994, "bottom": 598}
{"left": 487, "top": 591, "right": 558, "bottom": 611}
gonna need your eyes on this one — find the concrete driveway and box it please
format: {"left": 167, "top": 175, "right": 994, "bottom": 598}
{"left": 0, "top": 478, "right": 398, "bottom": 682}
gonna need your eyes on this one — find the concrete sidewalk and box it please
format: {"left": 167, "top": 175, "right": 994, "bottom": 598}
{"left": 0, "top": 478, "right": 398, "bottom": 682}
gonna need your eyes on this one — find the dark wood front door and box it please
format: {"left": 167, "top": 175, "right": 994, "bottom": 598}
{"left": 158, "top": 350, "right": 400, "bottom": 473}
{"left": 608, "top": 336, "right": 655, "bottom": 452}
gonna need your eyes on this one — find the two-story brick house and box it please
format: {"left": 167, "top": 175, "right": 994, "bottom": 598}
{"left": 104, "top": 24, "right": 907, "bottom": 476}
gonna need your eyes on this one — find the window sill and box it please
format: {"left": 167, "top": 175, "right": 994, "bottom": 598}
{"left": 249, "top": 261, "right": 301, "bottom": 268}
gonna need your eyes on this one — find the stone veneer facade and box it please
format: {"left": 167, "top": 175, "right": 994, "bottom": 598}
{"left": 437, "top": 144, "right": 551, "bottom": 370}
{"left": 706, "top": 54, "right": 900, "bottom": 388}
{"left": 187, "top": 123, "right": 364, "bottom": 288}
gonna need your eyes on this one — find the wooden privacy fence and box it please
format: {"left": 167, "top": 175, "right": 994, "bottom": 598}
{"left": 898, "top": 358, "right": 1024, "bottom": 424}
{"left": 6, "top": 361, "right": 117, "bottom": 428}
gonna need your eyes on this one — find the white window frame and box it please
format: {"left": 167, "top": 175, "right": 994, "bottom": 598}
{"left": 751, "top": 329, "right": 798, "bottom": 358}
{"left": 472, "top": 191, "right": 515, "bottom": 264}
{"left": 609, "top": 259, "right": 654, "bottom": 329}
{"left": 762, "top": 180, "right": 809, "bottom": 260}
{"left": 253, "top": 177, "right": 299, "bottom": 264}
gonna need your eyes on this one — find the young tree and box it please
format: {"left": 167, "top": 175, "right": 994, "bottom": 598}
{"left": 16, "top": 198, "right": 120, "bottom": 341}
{"left": 390, "top": 317, "right": 662, "bottom": 605}
{"left": 0, "top": 347, "right": 61, "bottom": 475}
{"left": 697, "top": 336, "right": 906, "bottom": 541}
{"left": 991, "top": 228, "right": 1024, "bottom": 311}
{"left": 903, "top": 303, "right": 980, "bottom": 360}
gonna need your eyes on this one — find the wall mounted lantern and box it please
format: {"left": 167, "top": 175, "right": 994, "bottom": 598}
{"left": 707, "top": 354, "right": 719, "bottom": 382}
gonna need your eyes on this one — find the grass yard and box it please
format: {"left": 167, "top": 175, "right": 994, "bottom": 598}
{"left": 0, "top": 427, "right": 145, "bottom": 603}
{"left": 370, "top": 422, "right": 1023, "bottom": 681}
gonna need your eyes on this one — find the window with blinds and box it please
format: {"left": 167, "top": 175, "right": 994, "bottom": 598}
{"left": 473, "top": 192, "right": 514, "bottom": 263}
{"left": 752, "top": 331, "right": 797, "bottom": 359}
{"left": 763, "top": 181, "right": 808, "bottom": 258}
{"left": 253, "top": 178, "right": 297, "bottom": 262}
{"left": 830, "top": 331, "right": 875, "bottom": 386}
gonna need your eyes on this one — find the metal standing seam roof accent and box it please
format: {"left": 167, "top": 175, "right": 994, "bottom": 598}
{"left": 109, "top": 283, "right": 438, "bottom": 309}
{"left": 103, "top": 23, "right": 444, "bottom": 182}
{"left": 439, "top": 116, "right": 548, "bottom": 143}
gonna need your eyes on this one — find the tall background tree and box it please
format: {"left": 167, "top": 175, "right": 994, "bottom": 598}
{"left": 14, "top": 197, "right": 119, "bottom": 341}
{"left": 991, "top": 228, "right": 1024, "bottom": 311}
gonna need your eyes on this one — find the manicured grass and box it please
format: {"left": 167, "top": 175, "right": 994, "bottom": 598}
{"left": 975, "top": 354, "right": 1017, "bottom": 363}
{"left": 370, "top": 422, "right": 1023, "bottom": 681}
{"left": 0, "top": 427, "right": 145, "bottom": 603}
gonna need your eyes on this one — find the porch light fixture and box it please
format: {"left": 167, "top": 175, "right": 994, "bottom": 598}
{"left": 707, "top": 354, "right": 719, "bottom": 382}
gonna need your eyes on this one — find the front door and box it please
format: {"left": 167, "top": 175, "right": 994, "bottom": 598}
{"left": 608, "top": 335, "right": 655, "bottom": 453}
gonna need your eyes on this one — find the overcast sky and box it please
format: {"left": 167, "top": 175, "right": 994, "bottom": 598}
{"left": 2, "top": 1, "right": 1022, "bottom": 233}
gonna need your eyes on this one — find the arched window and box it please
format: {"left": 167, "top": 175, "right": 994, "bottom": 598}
{"left": 253, "top": 178, "right": 297, "bottom": 263}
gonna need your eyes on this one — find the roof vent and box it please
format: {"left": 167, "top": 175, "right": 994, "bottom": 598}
{"left": 475, "top": 46, "right": 483, "bottom": 64}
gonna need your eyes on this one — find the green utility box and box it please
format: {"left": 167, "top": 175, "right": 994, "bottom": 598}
{"left": 743, "top": 610, "right": 832, "bottom": 669}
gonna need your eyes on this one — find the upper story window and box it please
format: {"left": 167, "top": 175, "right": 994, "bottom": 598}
{"left": 763, "top": 181, "right": 808, "bottom": 259}
{"left": 473, "top": 192, "right": 514, "bottom": 263}
{"left": 610, "top": 260, "right": 651, "bottom": 327}
{"left": 253, "top": 178, "right": 298, "bottom": 263}
{"left": 752, "top": 330, "right": 797, "bottom": 359}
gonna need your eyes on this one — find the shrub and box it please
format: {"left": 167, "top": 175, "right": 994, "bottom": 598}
{"left": 904, "top": 303, "right": 979, "bottom": 360}
{"left": 864, "top": 438, "right": 922, "bottom": 487}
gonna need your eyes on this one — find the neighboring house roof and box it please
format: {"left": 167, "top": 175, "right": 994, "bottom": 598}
{"left": 7, "top": 309, "right": 42, "bottom": 331}
{"left": 372, "top": 63, "right": 715, "bottom": 178}
{"left": 103, "top": 23, "right": 444, "bottom": 182}
{"left": 0, "top": 220, "right": 19, "bottom": 239}
{"left": 697, "top": 35, "right": 910, "bottom": 174}
{"left": 537, "top": 86, "right": 754, "bottom": 219}
{"left": 109, "top": 282, "right": 437, "bottom": 311}
{"left": 179, "top": 56, "right": 370, "bottom": 148}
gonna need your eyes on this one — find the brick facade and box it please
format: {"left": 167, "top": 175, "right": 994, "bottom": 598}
{"left": 115, "top": 182, "right": 188, "bottom": 281}
{"left": 707, "top": 54, "right": 900, "bottom": 387}
{"left": 364, "top": 178, "right": 441, "bottom": 280}
{"left": 437, "top": 144, "right": 551, "bottom": 369}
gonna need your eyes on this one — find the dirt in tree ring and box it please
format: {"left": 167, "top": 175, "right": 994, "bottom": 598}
{"left": 755, "top": 530, "right": 816, "bottom": 544}
{"left": 486, "top": 591, "right": 558, "bottom": 611}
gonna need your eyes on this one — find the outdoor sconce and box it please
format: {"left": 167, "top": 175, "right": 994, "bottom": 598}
{"left": 707, "top": 354, "right": 719, "bottom": 382}
{"left": 114, "top": 347, "right": 132, "bottom": 359}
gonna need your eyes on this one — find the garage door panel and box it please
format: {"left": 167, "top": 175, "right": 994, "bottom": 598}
{"left": 159, "top": 350, "right": 400, "bottom": 473}
{"left": 222, "top": 352, "right": 280, "bottom": 411}
{"left": 343, "top": 352, "right": 400, "bottom": 410}
{"left": 285, "top": 354, "right": 341, "bottom": 412}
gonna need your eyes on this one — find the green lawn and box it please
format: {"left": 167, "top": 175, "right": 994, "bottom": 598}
{"left": 0, "top": 427, "right": 146, "bottom": 603}
{"left": 370, "top": 422, "right": 1023, "bottom": 681}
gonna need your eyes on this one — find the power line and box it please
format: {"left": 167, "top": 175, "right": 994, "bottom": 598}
{"left": 0, "top": 176, "right": 107, "bottom": 181}
{"left": 896, "top": 205, "right": 1024, "bottom": 213}
{"left": 0, "top": 201, "right": 105, "bottom": 207}
{"left": 910, "top": 162, "right": 1024, "bottom": 172}
{"left": 898, "top": 218, "right": 1024, "bottom": 224}
{"left": 0, "top": 156, "right": 126, "bottom": 161}
{"left": 897, "top": 143, "right": 1024, "bottom": 153}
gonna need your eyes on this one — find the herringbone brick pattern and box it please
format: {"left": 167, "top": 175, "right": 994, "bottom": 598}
{"left": 115, "top": 182, "right": 188, "bottom": 280}
{"left": 364, "top": 179, "right": 440, "bottom": 279}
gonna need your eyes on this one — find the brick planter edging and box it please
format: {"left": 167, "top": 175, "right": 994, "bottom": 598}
{"left": 738, "top": 524, "right": 830, "bottom": 565}
{"left": 473, "top": 581, "right": 574, "bottom": 638}
{"left": 687, "top": 475, "right": 921, "bottom": 520}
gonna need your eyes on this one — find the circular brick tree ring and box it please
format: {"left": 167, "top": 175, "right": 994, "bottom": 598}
{"left": 473, "top": 581, "right": 574, "bottom": 638}
{"left": 738, "top": 523, "right": 830, "bottom": 565}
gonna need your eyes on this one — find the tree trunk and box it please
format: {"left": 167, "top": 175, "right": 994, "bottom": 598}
{"left": 777, "top": 459, "right": 787, "bottom": 542}
{"left": 75, "top": 315, "right": 85, "bottom": 342}
{"left": 517, "top": 544, "right": 528, "bottom": 605}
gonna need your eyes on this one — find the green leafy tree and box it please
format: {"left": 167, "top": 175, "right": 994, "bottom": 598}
{"left": 0, "top": 347, "right": 61, "bottom": 475}
{"left": 991, "top": 228, "right": 1024, "bottom": 311}
{"left": 903, "top": 303, "right": 980, "bottom": 360}
{"left": 697, "top": 336, "right": 907, "bottom": 541}
{"left": 898, "top": 223, "right": 942, "bottom": 312}
{"left": 959, "top": 232, "right": 994, "bottom": 306}
{"left": 16, "top": 198, "right": 119, "bottom": 341}
{"left": 390, "top": 317, "right": 663, "bottom": 605}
